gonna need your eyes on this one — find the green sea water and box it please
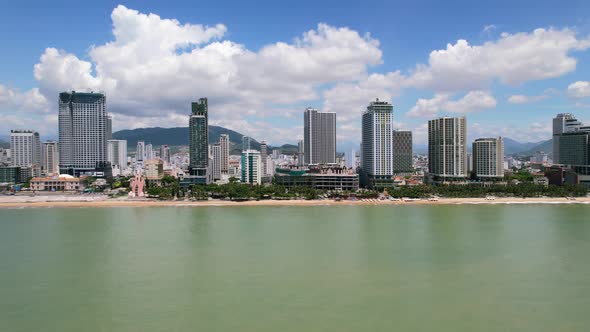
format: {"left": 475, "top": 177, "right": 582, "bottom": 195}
{"left": 1, "top": 205, "right": 589, "bottom": 331}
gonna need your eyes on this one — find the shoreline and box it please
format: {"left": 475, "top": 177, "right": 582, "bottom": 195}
{"left": 0, "top": 195, "right": 589, "bottom": 208}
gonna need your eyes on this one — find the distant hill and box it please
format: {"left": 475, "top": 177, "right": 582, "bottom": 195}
{"left": 0, "top": 140, "right": 9, "bottom": 149}
{"left": 518, "top": 139, "right": 552, "bottom": 156}
{"left": 112, "top": 126, "right": 297, "bottom": 155}
{"left": 502, "top": 137, "right": 547, "bottom": 155}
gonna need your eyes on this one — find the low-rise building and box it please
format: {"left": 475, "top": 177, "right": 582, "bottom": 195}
{"left": 30, "top": 175, "right": 80, "bottom": 191}
{"left": 145, "top": 159, "right": 164, "bottom": 180}
{"left": 274, "top": 165, "right": 359, "bottom": 191}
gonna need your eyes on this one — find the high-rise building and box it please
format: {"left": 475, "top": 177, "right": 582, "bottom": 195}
{"left": 557, "top": 130, "right": 590, "bottom": 186}
{"left": 42, "top": 141, "right": 59, "bottom": 176}
{"left": 552, "top": 113, "right": 589, "bottom": 163}
{"left": 392, "top": 130, "right": 413, "bottom": 174}
{"left": 145, "top": 159, "right": 164, "bottom": 180}
{"left": 145, "top": 143, "right": 154, "bottom": 160}
{"left": 210, "top": 144, "right": 222, "bottom": 181}
{"left": 428, "top": 116, "right": 467, "bottom": 181}
{"left": 107, "top": 140, "right": 128, "bottom": 169}
{"left": 361, "top": 99, "right": 395, "bottom": 187}
{"left": 472, "top": 137, "right": 504, "bottom": 180}
{"left": 260, "top": 140, "right": 268, "bottom": 176}
{"left": 303, "top": 108, "right": 336, "bottom": 165}
{"left": 136, "top": 141, "right": 145, "bottom": 162}
{"left": 219, "top": 134, "right": 229, "bottom": 174}
{"left": 242, "top": 136, "right": 252, "bottom": 152}
{"left": 241, "top": 149, "right": 262, "bottom": 185}
{"left": 10, "top": 130, "right": 41, "bottom": 168}
{"left": 58, "top": 91, "right": 109, "bottom": 176}
{"left": 189, "top": 98, "right": 209, "bottom": 182}
{"left": 159, "top": 145, "right": 171, "bottom": 164}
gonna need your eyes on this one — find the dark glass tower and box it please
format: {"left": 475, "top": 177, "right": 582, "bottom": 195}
{"left": 189, "top": 98, "right": 209, "bottom": 182}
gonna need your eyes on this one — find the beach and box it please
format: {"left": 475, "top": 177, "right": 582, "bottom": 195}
{"left": 0, "top": 194, "right": 589, "bottom": 208}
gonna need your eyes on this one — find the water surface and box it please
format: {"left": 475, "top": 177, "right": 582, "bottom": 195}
{"left": 1, "top": 205, "right": 589, "bottom": 331}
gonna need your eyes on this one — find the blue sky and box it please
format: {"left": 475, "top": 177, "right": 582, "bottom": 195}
{"left": 1, "top": 0, "right": 590, "bottom": 148}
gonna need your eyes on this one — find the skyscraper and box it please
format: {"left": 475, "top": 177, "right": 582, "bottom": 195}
{"left": 159, "top": 145, "right": 171, "bottom": 164}
{"left": 107, "top": 140, "right": 128, "bottom": 169}
{"left": 241, "top": 149, "right": 262, "bottom": 185}
{"left": 42, "top": 141, "right": 59, "bottom": 176}
{"left": 189, "top": 98, "right": 209, "bottom": 182}
{"left": 219, "top": 134, "right": 229, "bottom": 174}
{"left": 472, "top": 137, "right": 504, "bottom": 180}
{"left": 428, "top": 116, "right": 468, "bottom": 181}
{"left": 303, "top": 108, "right": 336, "bottom": 165}
{"left": 211, "top": 144, "right": 221, "bottom": 181}
{"left": 553, "top": 113, "right": 582, "bottom": 163}
{"left": 10, "top": 130, "right": 41, "bottom": 168}
{"left": 106, "top": 115, "right": 113, "bottom": 141}
{"left": 145, "top": 143, "right": 154, "bottom": 160}
{"left": 136, "top": 141, "right": 145, "bottom": 162}
{"left": 260, "top": 140, "right": 268, "bottom": 176}
{"left": 58, "top": 91, "right": 109, "bottom": 176}
{"left": 392, "top": 130, "right": 413, "bottom": 174}
{"left": 361, "top": 99, "right": 395, "bottom": 187}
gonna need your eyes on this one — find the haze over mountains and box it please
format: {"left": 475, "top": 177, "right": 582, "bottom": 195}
{"left": 111, "top": 126, "right": 552, "bottom": 156}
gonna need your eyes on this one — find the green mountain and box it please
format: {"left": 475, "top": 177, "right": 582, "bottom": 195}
{"left": 112, "top": 126, "right": 294, "bottom": 154}
{"left": 0, "top": 140, "right": 9, "bottom": 149}
{"left": 519, "top": 139, "right": 552, "bottom": 156}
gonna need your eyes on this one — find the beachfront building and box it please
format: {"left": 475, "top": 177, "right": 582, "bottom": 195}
{"left": 361, "top": 99, "right": 395, "bottom": 188}
{"left": 219, "top": 134, "right": 229, "bottom": 174}
{"left": 428, "top": 116, "right": 468, "bottom": 182}
{"left": 392, "top": 130, "right": 413, "bottom": 174}
{"left": 211, "top": 144, "right": 222, "bottom": 181}
{"left": 241, "top": 149, "right": 262, "bottom": 185}
{"left": 10, "top": 130, "right": 41, "bottom": 169}
{"left": 58, "top": 91, "right": 110, "bottom": 176}
{"left": 188, "top": 98, "right": 209, "bottom": 184}
{"left": 107, "top": 140, "right": 128, "bottom": 169}
{"left": 472, "top": 137, "right": 504, "bottom": 180}
{"left": 274, "top": 165, "right": 359, "bottom": 191}
{"left": 30, "top": 174, "right": 80, "bottom": 191}
{"left": 303, "top": 108, "right": 336, "bottom": 165}
{"left": 42, "top": 141, "right": 59, "bottom": 176}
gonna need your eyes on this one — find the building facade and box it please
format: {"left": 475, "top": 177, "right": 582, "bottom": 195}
{"left": 428, "top": 116, "right": 468, "bottom": 181}
{"left": 303, "top": 108, "right": 336, "bottom": 165}
{"left": 472, "top": 137, "right": 504, "bottom": 180}
{"left": 297, "top": 139, "right": 304, "bottom": 166}
{"left": 136, "top": 141, "right": 145, "bottom": 162}
{"left": 159, "top": 145, "right": 171, "bottom": 164}
{"left": 260, "top": 140, "right": 268, "bottom": 176}
{"left": 30, "top": 175, "right": 80, "bottom": 191}
{"left": 145, "top": 143, "right": 154, "bottom": 161}
{"left": 241, "top": 149, "right": 262, "bottom": 185}
{"left": 58, "top": 91, "right": 110, "bottom": 176}
{"left": 10, "top": 130, "right": 41, "bottom": 168}
{"left": 219, "top": 134, "right": 229, "bottom": 174}
{"left": 553, "top": 113, "right": 583, "bottom": 163}
{"left": 361, "top": 99, "right": 395, "bottom": 187}
{"left": 42, "top": 141, "right": 59, "bottom": 176}
{"left": 392, "top": 130, "right": 413, "bottom": 174}
{"left": 274, "top": 165, "right": 359, "bottom": 191}
{"left": 211, "top": 144, "right": 222, "bottom": 181}
{"left": 107, "top": 140, "right": 128, "bottom": 169}
{"left": 145, "top": 159, "right": 164, "bottom": 180}
{"left": 188, "top": 98, "right": 209, "bottom": 183}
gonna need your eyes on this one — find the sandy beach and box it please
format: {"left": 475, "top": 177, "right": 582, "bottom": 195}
{"left": 0, "top": 194, "right": 589, "bottom": 208}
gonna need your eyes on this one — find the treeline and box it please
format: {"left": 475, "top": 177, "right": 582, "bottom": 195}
{"left": 387, "top": 183, "right": 588, "bottom": 198}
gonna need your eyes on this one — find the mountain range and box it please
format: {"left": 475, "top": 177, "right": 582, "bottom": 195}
{"left": 113, "top": 126, "right": 551, "bottom": 156}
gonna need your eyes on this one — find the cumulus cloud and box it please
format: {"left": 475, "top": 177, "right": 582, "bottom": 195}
{"left": 408, "top": 28, "right": 590, "bottom": 92}
{"left": 407, "top": 91, "right": 497, "bottom": 118}
{"left": 567, "top": 81, "right": 590, "bottom": 98}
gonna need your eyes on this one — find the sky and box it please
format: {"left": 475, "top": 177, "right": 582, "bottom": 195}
{"left": 1, "top": 0, "right": 590, "bottom": 150}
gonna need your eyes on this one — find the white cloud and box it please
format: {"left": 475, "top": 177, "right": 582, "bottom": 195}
{"left": 408, "top": 28, "right": 590, "bottom": 92}
{"left": 407, "top": 90, "right": 497, "bottom": 118}
{"left": 567, "top": 81, "right": 590, "bottom": 98}
{"left": 482, "top": 25, "right": 497, "bottom": 34}
{"left": 507, "top": 94, "right": 546, "bottom": 104}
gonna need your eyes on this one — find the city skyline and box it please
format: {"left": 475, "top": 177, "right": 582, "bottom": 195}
{"left": 0, "top": 1, "right": 589, "bottom": 149}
